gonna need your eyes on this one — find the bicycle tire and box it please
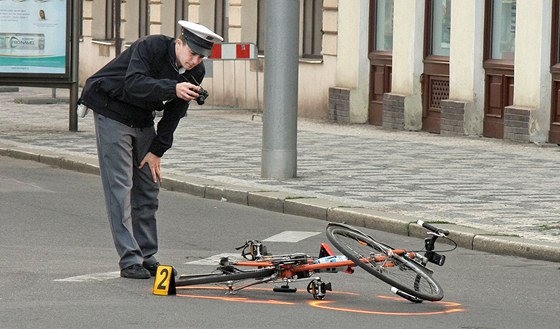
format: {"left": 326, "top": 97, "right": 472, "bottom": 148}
{"left": 326, "top": 223, "right": 444, "bottom": 301}
{"left": 175, "top": 268, "right": 276, "bottom": 287}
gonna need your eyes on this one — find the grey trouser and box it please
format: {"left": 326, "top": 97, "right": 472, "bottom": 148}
{"left": 94, "top": 113, "right": 159, "bottom": 270}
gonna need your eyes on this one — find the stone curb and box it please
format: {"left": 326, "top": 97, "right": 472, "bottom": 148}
{"left": 2, "top": 147, "right": 559, "bottom": 263}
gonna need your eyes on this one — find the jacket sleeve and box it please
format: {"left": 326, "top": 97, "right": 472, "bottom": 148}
{"left": 148, "top": 98, "right": 189, "bottom": 157}
{"left": 148, "top": 65, "right": 206, "bottom": 157}
{"left": 124, "top": 38, "right": 177, "bottom": 103}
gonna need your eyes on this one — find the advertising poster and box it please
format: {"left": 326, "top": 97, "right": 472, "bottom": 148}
{"left": 0, "top": 0, "right": 68, "bottom": 75}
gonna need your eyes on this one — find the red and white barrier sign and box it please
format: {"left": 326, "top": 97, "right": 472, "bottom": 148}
{"left": 209, "top": 43, "right": 257, "bottom": 60}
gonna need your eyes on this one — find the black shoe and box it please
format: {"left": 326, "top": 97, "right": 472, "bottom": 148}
{"left": 120, "top": 264, "right": 151, "bottom": 279}
{"left": 143, "top": 262, "right": 177, "bottom": 277}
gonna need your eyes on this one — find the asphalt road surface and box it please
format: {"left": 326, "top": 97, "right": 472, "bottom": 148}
{"left": 1, "top": 156, "right": 559, "bottom": 329}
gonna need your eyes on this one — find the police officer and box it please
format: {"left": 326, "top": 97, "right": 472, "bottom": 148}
{"left": 79, "top": 21, "right": 222, "bottom": 279}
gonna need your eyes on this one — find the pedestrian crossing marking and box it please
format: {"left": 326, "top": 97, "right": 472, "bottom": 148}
{"left": 186, "top": 253, "right": 240, "bottom": 265}
{"left": 54, "top": 271, "right": 120, "bottom": 282}
{"left": 186, "top": 231, "right": 320, "bottom": 265}
{"left": 263, "top": 231, "right": 320, "bottom": 243}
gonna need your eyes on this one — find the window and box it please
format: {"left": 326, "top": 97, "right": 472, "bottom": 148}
{"left": 92, "top": 0, "right": 114, "bottom": 40}
{"left": 215, "top": 0, "right": 228, "bottom": 42}
{"left": 302, "top": 0, "right": 323, "bottom": 58}
{"left": 557, "top": 0, "right": 560, "bottom": 64}
{"left": 139, "top": 0, "right": 149, "bottom": 38}
{"left": 257, "top": 0, "right": 323, "bottom": 58}
{"left": 374, "top": 0, "right": 394, "bottom": 52}
{"left": 430, "top": 0, "right": 451, "bottom": 56}
{"left": 124, "top": 0, "right": 149, "bottom": 42}
{"left": 175, "top": 0, "right": 189, "bottom": 37}
{"left": 257, "top": 0, "right": 266, "bottom": 54}
{"left": 491, "top": 0, "right": 516, "bottom": 60}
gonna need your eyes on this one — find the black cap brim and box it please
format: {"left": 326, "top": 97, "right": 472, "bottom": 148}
{"left": 183, "top": 29, "right": 213, "bottom": 57}
{"left": 185, "top": 39, "right": 212, "bottom": 57}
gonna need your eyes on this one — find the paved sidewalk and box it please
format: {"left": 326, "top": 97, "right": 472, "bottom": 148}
{"left": 1, "top": 87, "right": 559, "bottom": 262}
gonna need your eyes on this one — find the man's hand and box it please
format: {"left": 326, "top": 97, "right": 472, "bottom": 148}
{"left": 140, "top": 152, "right": 162, "bottom": 183}
{"left": 176, "top": 82, "right": 201, "bottom": 102}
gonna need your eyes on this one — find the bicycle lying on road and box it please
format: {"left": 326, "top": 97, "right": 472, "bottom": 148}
{"left": 171, "top": 221, "right": 456, "bottom": 303}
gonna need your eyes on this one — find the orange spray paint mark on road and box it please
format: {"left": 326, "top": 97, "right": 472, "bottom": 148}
{"left": 308, "top": 297, "right": 466, "bottom": 316}
{"left": 175, "top": 286, "right": 466, "bottom": 316}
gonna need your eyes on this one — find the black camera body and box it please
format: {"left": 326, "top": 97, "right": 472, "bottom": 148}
{"left": 196, "top": 88, "right": 209, "bottom": 105}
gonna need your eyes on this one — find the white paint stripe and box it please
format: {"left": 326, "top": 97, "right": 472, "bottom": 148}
{"left": 221, "top": 44, "right": 236, "bottom": 60}
{"left": 185, "top": 231, "right": 320, "bottom": 266}
{"left": 249, "top": 44, "right": 256, "bottom": 58}
{"left": 263, "top": 231, "right": 321, "bottom": 243}
{"left": 54, "top": 271, "right": 120, "bottom": 282}
{"left": 186, "top": 253, "right": 240, "bottom": 266}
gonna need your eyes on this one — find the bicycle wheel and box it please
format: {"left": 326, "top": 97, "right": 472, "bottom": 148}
{"left": 175, "top": 268, "right": 276, "bottom": 286}
{"left": 326, "top": 223, "right": 443, "bottom": 301}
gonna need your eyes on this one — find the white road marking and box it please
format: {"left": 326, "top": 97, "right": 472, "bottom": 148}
{"left": 263, "top": 231, "right": 320, "bottom": 243}
{"left": 185, "top": 253, "right": 240, "bottom": 265}
{"left": 54, "top": 271, "right": 120, "bottom": 282}
{"left": 185, "top": 231, "right": 320, "bottom": 266}
{"left": 0, "top": 175, "right": 55, "bottom": 193}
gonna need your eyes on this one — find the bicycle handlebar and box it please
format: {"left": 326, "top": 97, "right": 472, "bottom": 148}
{"left": 417, "top": 220, "right": 449, "bottom": 236}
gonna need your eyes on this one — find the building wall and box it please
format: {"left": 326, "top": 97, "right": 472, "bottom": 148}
{"left": 448, "top": 0, "right": 485, "bottom": 136}
{"left": 386, "top": 0, "right": 554, "bottom": 143}
{"left": 334, "top": 0, "right": 370, "bottom": 123}
{"left": 78, "top": 0, "right": 558, "bottom": 143}
{"left": 78, "top": 0, "right": 340, "bottom": 121}
{"left": 389, "top": 0, "right": 424, "bottom": 130}
{"left": 512, "top": 0, "right": 552, "bottom": 143}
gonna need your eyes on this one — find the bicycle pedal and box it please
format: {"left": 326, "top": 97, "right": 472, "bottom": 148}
{"left": 273, "top": 285, "right": 297, "bottom": 293}
{"left": 323, "top": 282, "right": 332, "bottom": 291}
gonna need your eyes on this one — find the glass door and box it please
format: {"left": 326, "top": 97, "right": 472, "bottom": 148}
{"left": 422, "top": 0, "right": 451, "bottom": 134}
{"left": 483, "top": 0, "right": 516, "bottom": 139}
{"left": 368, "top": 0, "right": 394, "bottom": 126}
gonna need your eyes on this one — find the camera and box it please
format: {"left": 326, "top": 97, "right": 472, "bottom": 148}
{"left": 196, "top": 88, "right": 209, "bottom": 105}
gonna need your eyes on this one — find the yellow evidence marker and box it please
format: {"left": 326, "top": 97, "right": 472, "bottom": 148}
{"left": 152, "top": 265, "right": 176, "bottom": 296}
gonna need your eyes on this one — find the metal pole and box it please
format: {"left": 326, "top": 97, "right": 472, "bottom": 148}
{"left": 69, "top": 0, "right": 80, "bottom": 131}
{"left": 261, "top": 0, "right": 299, "bottom": 179}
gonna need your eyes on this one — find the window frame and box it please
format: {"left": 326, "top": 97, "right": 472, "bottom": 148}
{"left": 91, "top": 0, "right": 115, "bottom": 41}
{"left": 302, "top": 0, "right": 323, "bottom": 59}
{"left": 174, "top": 0, "right": 189, "bottom": 37}
{"left": 215, "top": 0, "right": 228, "bottom": 42}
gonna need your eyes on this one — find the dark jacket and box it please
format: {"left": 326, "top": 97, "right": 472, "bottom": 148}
{"left": 79, "top": 35, "right": 205, "bottom": 157}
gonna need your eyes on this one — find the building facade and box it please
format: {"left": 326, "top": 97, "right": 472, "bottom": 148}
{"left": 79, "top": 0, "right": 560, "bottom": 143}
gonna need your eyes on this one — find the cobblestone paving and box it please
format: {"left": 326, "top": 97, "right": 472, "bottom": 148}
{"left": 1, "top": 87, "right": 560, "bottom": 243}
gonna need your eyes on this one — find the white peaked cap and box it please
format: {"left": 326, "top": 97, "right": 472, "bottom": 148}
{"left": 178, "top": 20, "right": 223, "bottom": 57}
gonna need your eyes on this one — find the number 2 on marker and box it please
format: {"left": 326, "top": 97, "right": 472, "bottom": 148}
{"left": 153, "top": 265, "right": 175, "bottom": 295}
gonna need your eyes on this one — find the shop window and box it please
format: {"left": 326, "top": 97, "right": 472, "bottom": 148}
{"left": 374, "top": 0, "right": 394, "bottom": 52}
{"left": 491, "top": 0, "right": 516, "bottom": 60}
{"left": 430, "top": 0, "right": 451, "bottom": 56}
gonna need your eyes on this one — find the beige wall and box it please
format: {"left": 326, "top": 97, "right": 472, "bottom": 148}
{"left": 449, "top": 0, "right": 485, "bottom": 136}
{"left": 513, "top": 0, "right": 552, "bottom": 143}
{"left": 79, "top": 0, "right": 340, "bottom": 121}
{"left": 391, "top": 0, "right": 424, "bottom": 130}
{"left": 334, "top": 0, "right": 370, "bottom": 123}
